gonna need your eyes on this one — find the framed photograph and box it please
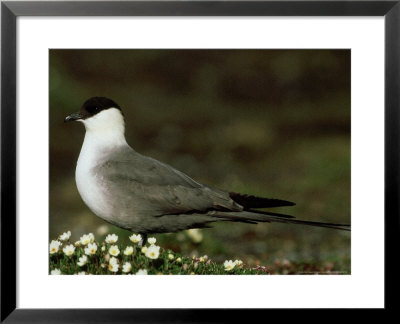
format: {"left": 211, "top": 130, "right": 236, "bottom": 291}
{"left": 1, "top": 0, "right": 397, "bottom": 321}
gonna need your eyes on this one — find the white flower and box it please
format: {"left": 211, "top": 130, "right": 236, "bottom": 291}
{"left": 145, "top": 245, "right": 160, "bottom": 259}
{"left": 141, "top": 246, "right": 147, "bottom": 254}
{"left": 88, "top": 233, "right": 95, "bottom": 243}
{"left": 234, "top": 260, "right": 243, "bottom": 267}
{"left": 108, "top": 257, "right": 119, "bottom": 272}
{"left": 84, "top": 242, "right": 98, "bottom": 256}
{"left": 122, "top": 262, "right": 132, "bottom": 273}
{"left": 176, "top": 257, "right": 182, "bottom": 263}
{"left": 108, "top": 245, "right": 120, "bottom": 257}
{"left": 101, "top": 246, "right": 106, "bottom": 252}
{"left": 136, "top": 269, "right": 148, "bottom": 275}
{"left": 50, "top": 268, "right": 61, "bottom": 275}
{"left": 186, "top": 229, "right": 203, "bottom": 243}
{"left": 199, "top": 255, "right": 208, "bottom": 263}
{"left": 168, "top": 253, "right": 174, "bottom": 260}
{"left": 77, "top": 271, "right": 86, "bottom": 275}
{"left": 80, "top": 234, "right": 92, "bottom": 245}
{"left": 63, "top": 244, "right": 75, "bottom": 256}
{"left": 129, "top": 234, "right": 142, "bottom": 244}
{"left": 49, "top": 240, "right": 62, "bottom": 254}
{"left": 77, "top": 255, "right": 88, "bottom": 267}
{"left": 105, "top": 233, "right": 118, "bottom": 244}
{"left": 124, "top": 246, "right": 134, "bottom": 256}
{"left": 147, "top": 237, "right": 156, "bottom": 245}
{"left": 58, "top": 231, "right": 71, "bottom": 241}
{"left": 109, "top": 256, "right": 118, "bottom": 265}
{"left": 74, "top": 241, "right": 81, "bottom": 247}
{"left": 224, "top": 260, "right": 236, "bottom": 271}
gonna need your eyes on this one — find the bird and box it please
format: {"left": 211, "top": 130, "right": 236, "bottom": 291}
{"left": 65, "top": 97, "right": 350, "bottom": 243}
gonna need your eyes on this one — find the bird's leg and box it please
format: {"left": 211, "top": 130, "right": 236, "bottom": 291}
{"left": 139, "top": 233, "right": 147, "bottom": 247}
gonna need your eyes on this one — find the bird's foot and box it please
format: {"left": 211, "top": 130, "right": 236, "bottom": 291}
{"left": 139, "top": 233, "right": 147, "bottom": 247}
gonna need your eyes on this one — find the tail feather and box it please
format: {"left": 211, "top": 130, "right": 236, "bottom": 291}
{"left": 264, "top": 216, "right": 351, "bottom": 231}
{"left": 213, "top": 211, "right": 351, "bottom": 231}
{"left": 248, "top": 209, "right": 296, "bottom": 219}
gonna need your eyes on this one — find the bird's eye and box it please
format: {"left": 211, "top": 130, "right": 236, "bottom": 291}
{"left": 87, "top": 106, "right": 99, "bottom": 114}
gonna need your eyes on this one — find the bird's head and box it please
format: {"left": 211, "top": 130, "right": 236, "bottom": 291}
{"left": 65, "top": 97, "right": 125, "bottom": 134}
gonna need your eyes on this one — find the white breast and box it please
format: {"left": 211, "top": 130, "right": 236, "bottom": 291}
{"left": 75, "top": 108, "right": 128, "bottom": 221}
{"left": 75, "top": 139, "right": 111, "bottom": 220}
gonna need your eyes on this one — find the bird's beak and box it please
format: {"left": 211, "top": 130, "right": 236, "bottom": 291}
{"left": 64, "top": 112, "right": 83, "bottom": 123}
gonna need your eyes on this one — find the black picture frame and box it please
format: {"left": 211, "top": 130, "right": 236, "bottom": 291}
{"left": 1, "top": 0, "right": 398, "bottom": 321}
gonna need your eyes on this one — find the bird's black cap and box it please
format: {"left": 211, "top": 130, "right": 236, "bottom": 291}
{"left": 80, "top": 97, "right": 121, "bottom": 118}
{"left": 65, "top": 97, "right": 122, "bottom": 122}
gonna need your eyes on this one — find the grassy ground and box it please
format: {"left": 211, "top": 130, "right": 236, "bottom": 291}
{"left": 50, "top": 231, "right": 349, "bottom": 275}
{"left": 49, "top": 50, "right": 351, "bottom": 273}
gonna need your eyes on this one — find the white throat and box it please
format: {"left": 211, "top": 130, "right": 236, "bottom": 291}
{"left": 80, "top": 108, "right": 127, "bottom": 149}
{"left": 77, "top": 107, "right": 128, "bottom": 172}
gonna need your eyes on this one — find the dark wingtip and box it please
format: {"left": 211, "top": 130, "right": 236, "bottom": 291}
{"left": 229, "top": 192, "right": 296, "bottom": 209}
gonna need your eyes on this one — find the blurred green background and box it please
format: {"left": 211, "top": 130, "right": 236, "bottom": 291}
{"left": 50, "top": 49, "right": 350, "bottom": 271}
